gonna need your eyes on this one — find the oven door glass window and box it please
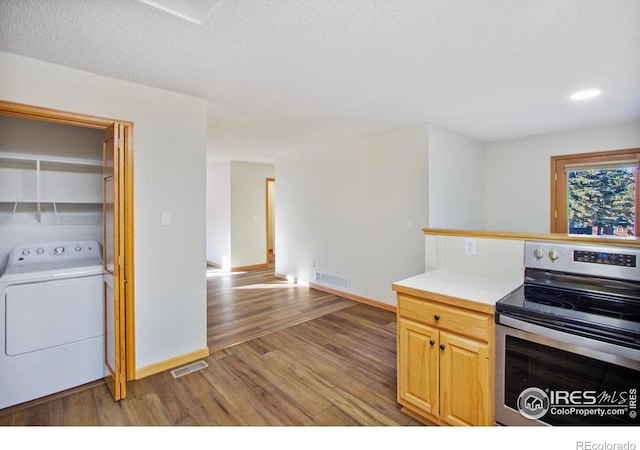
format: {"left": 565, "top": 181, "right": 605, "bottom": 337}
{"left": 505, "top": 335, "right": 639, "bottom": 425}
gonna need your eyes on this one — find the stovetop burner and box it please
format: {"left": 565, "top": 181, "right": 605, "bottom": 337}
{"left": 622, "top": 313, "right": 640, "bottom": 322}
{"left": 499, "top": 286, "right": 640, "bottom": 349}
{"left": 498, "top": 284, "right": 640, "bottom": 348}
{"left": 522, "top": 284, "right": 640, "bottom": 322}
{"left": 496, "top": 241, "right": 640, "bottom": 350}
{"left": 527, "top": 297, "right": 572, "bottom": 309}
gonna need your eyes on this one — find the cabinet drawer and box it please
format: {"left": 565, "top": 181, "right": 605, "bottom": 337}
{"left": 398, "top": 294, "right": 490, "bottom": 342}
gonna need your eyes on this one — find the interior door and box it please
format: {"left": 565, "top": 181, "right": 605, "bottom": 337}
{"left": 103, "top": 123, "right": 126, "bottom": 401}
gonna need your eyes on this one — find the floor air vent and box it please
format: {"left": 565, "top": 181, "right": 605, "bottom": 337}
{"left": 170, "top": 360, "right": 209, "bottom": 379}
{"left": 314, "top": 271, "right": 350, "bottom": 291}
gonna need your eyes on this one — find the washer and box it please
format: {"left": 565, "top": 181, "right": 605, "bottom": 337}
{"left": 0, "top": 241, "right": 105, "bottom": 409}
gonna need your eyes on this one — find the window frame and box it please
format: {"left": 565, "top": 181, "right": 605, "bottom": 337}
{"left": 550, "top": 148, "right": 640, "bottom": 235}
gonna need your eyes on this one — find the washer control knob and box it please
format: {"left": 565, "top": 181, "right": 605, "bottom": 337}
{"left": 36, "top": 248, "right": 44, "bottom": 255}
{"left": 549, "top": 249, "right": 560, "bottom": 261}
{"left": 54, "top": 246, "right": 65, "bottom": 255}
{"left": 533, "top": 248, "right": 544, "bottom": 259}
{"left": 21, "top": 249, "right": 30, "bottom": 256}
{"left": 74, "top": 245, "right": 82, "bottom": 252}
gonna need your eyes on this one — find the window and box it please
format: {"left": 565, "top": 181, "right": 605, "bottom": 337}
{"left": 551, "top": 149, "right": 640, "bottom": 236}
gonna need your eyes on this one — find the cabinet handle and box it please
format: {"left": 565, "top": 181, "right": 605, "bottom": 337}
{"left": 429, "top": 339, "right": 435, "bottom": 346}
{"left": 434, "top": 314, "right": 440, "bottom": 321}
{"left": 439, "top": 344, "right": 446, "bottom": 350}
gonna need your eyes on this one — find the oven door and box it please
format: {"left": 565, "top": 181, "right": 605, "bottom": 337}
{"left": 496, "top": 315, "right": 640, "bottom": 426}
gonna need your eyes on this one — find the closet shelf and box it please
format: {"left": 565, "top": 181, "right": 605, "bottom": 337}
{"left": 0, "top": 151, "right": 101, "bottom": 167}
{"left": 1, "top": 150, "right": 102, "bottom": 221}
{"left": 0, "top": 201, "right": 18, "bottom": 224}
{"left": 0, "top": 201, "right": 18, "bottom": 214}
{"left": 0, "top": 201, "right": 102, "bottom": 225}
{"left": 41, "top": 202, "right": 102, "bottom": 225}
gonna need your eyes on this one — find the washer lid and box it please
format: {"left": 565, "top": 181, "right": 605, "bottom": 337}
{"left": 2, "top": 258, "right": 104, "bottom": 278}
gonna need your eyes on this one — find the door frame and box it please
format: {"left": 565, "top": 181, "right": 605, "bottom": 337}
{"left": 265, "top": 177, "right": 275, "bottom": 264}
{"left": 0, "top": 99, "right": 136, "bottom": 381}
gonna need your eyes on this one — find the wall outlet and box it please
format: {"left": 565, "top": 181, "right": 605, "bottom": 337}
{"left": 464, "top": 238, "right": 477, "bottom": 256}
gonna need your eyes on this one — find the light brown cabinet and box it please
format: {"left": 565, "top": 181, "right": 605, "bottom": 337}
{"left": 395, "top": 291, "right": 494, "bottom": 426}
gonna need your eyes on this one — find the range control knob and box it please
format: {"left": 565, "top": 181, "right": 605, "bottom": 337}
{"left": 36, "top": 248, "right": 44, "bottom": 255}
{"left": 74, "top": 245, "right": 82, "bottom": 252}
{"left": 533, "top": 248, "right": 545, "bottom": 260}
{"left": 549, "top": 249, "right": 560, "bottom": 261}
{"left": 21, "top": 249, "right": 30, "bottom": 256}
{"left": 54, "top": 246, "right": 65, "bottom": 255}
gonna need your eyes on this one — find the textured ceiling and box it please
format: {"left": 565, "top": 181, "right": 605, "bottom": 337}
{"left": 137, "top": 0, "right": 220, "bottom": 24}
{"left": 1, "top": 0, "right": 639, "bottom": 163}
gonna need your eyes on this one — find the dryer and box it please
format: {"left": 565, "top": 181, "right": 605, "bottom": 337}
{"left": 0, "top": 241, "right": 105, "bottom": 409}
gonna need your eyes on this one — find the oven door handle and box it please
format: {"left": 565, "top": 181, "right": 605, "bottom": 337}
{"left": 498, "top": 314, "right": 640, "bottom": 367}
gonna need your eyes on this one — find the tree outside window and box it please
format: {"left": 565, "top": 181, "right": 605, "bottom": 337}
{"left": 567, "top": 168, "right": 635, "bottom": 236}
{"left": 551, "top": 149, "right": 640, "bottom": 237}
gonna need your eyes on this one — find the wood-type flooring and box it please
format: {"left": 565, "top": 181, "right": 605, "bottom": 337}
{"left": 0, "top": 266, "right": 419, "bottom": 426}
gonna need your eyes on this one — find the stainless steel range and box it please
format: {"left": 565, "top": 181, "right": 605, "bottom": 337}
{"left": 495, "top": 240, "right": 640, "bottom": 426}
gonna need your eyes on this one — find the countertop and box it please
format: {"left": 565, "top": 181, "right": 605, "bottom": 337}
{"left": 392, "top": 270, "right": 522, "bottom": 311}
{"left": 421, "top": 228, "right": 640, "bottom": 247}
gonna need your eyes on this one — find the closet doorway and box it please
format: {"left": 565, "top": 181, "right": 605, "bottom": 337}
{"left": 0, "top": 100, "right": 135, "bottom": 402}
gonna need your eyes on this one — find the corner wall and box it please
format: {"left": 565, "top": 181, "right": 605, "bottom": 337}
{"left": 427, "top": 123, "right": 485, "bottom": 229}
{"left": 276, "top": 124, "right": 429, "bottom": 306}
{"left": 206, "top": 161, "right": 231, "bottom": 267}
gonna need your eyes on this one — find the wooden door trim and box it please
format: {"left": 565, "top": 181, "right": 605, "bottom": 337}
{"left": 0, "top": 100, "right": 133, "bottom": 129}
{"left": 123, "top": 125, "right": 136, "bottom": 380}
{"left": 0, "top": 99, "right": 136, "bottom": 380}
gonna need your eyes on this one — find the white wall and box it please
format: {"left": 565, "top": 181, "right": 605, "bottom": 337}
{"left": 0, "top": 51, "right": 208, "bottom": 370}
{"left": 428, "top": 124, "right": 485, "bottom": 229}
{"left": 484, "top": 121, "right": 640, "bottom": 232}
{"left": 206, "top": 161, "right": 231, "bottom": 268}
{"left": 425, "top": 234, "right": 524, "bottom": 283}
{"left": 230, "top": 161, "right": 275, "bottom": 267}
{"left": 276, "top": 123, "right": 429, "bottom": 306}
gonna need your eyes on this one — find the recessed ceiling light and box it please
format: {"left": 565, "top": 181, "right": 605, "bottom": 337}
{"left": 570, "top": 89, "right": 601, "bottom": 101}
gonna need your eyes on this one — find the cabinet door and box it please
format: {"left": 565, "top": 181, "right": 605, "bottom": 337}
{"left": 439, "top": 331, "right": 490, "bottom": 426}
{"left": 398, "top": 318, "right": 439, "bottom": 417}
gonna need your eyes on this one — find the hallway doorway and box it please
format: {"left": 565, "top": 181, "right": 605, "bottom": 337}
{"left": 266, "top": 177, "right": 275, "bottom": 264}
